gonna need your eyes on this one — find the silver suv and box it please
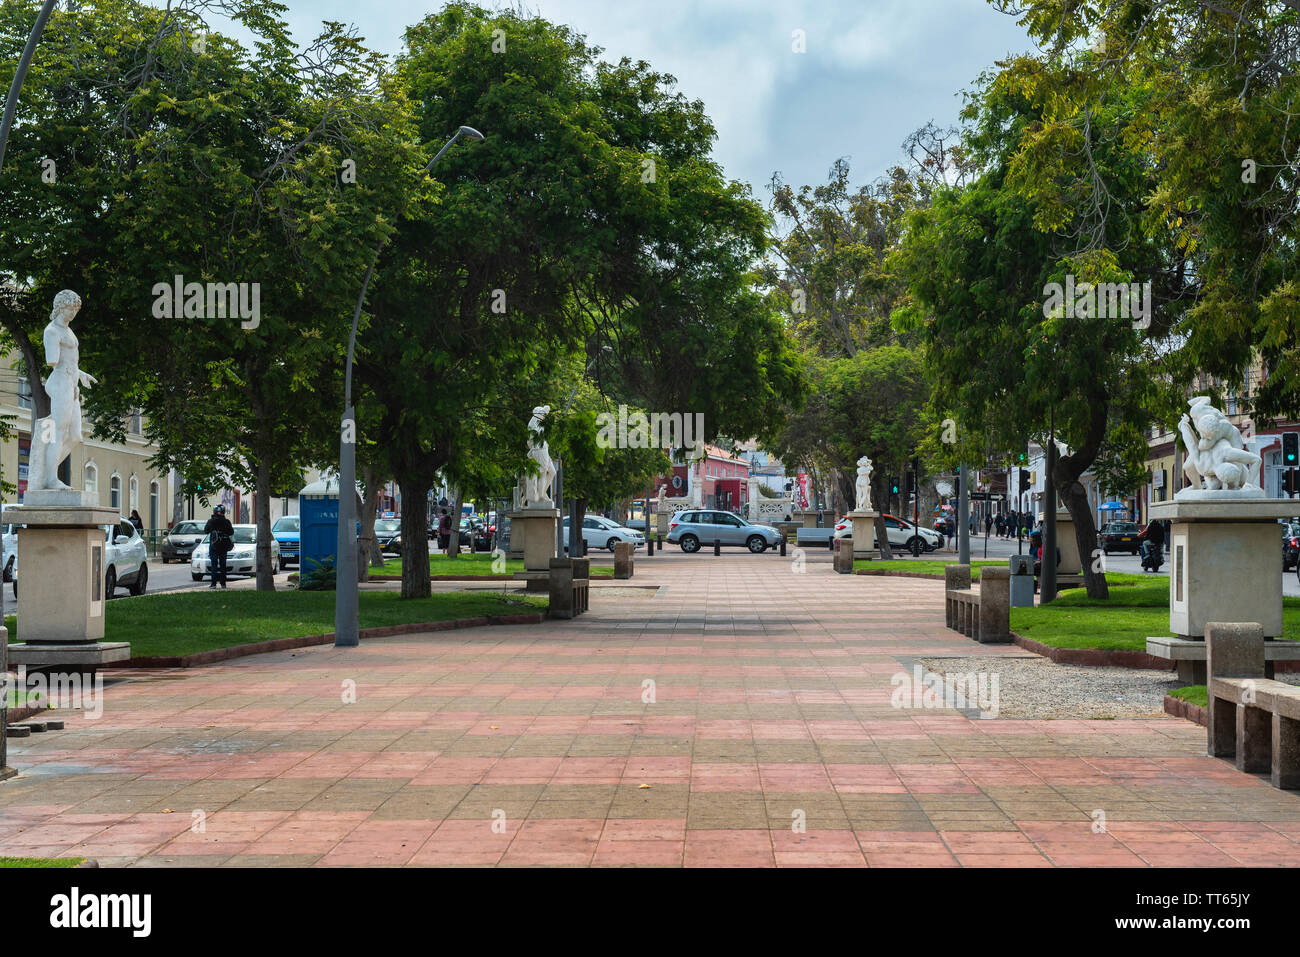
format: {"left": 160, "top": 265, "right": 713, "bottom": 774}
{"left": 666, "top": 510, "right": 783, "bottom": 553}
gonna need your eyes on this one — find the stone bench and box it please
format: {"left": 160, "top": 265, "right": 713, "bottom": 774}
{"left": 796, "top": 528, "right": 835, "bottom": 547}
{"left": 943, "top": 565, "right": 1010, "bottom": 643}
{"left": 1206, "top": 622, "right": 1300, "bottom": 790}
{"left": 548, "top": 558, "right": 590, "bottom": 619}
{"left": 1147, "top": 635, "right": 1300, "bottom": 684}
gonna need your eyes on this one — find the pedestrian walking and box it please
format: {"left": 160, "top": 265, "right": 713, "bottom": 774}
{"left": 984, "top": 513, "right": 993, "bottom": 538}
{"left": 203, "top": 504, "right": 234, "bottom": 589}
{"left": 437, "top": 508, "right": 452, "bottom": 554}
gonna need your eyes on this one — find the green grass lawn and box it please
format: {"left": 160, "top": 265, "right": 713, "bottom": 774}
{"left": 1169, "top": 685, "right": 1208, "bottom": 707}
{"left": 1011, "top": 586, "right": 1300, "bottom": 653}
{"left": 854, "top": 558, "right": 1005, "bottom": 577}
{"left": 377, "top": 553, "right": 614, "bottom": 579}
{"left": 6, "top": 589, "right": 546, "bottom": 659}
{"left": 375, "top": 553, "right": 524, "bottom": 576}
{"left": 0, "top": 857, "right": 83, "bottom": 868}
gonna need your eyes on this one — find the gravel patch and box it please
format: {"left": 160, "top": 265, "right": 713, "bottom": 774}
{"left": 913, "top": 655, "right": 1220, "bottom": 720}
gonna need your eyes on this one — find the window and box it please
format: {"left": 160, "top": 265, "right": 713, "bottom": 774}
{"left": 129, "top": 476, "right": 139, "bottom": 513}
{"left": 17, "top": 376, "right": 32, "bottom": 410}
{"left": 84, "top": 463, "right": 98, "bottom": 495}
{"left": 110, "top": 474, "right": 121, "bottom": 512}
{"left": 128, "top": 409, "right": 142, "bottom": 435}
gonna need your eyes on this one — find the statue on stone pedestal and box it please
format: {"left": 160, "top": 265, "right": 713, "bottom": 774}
{"left": 1176, "top": 397, "right": 1262, "bottom": 498}
{"left": 656, "top": 484, "right": 666, "bottom": 512}
{"left": 522, "top": 405, "right": 556, "bottom": 508}
{"left": 854, "top": 455, "right": 874, "bottom": 512}
{"left": 29, "top": 290, "right": 96, "bottom": 492}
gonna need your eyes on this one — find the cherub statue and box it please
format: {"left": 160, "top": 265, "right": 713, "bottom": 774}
{"left": 1177, "top": 396, "right": 1261, "bottom": 495}
{"left": 854, "top": 455, "right": 874, "bottom": 512}
{"left": 522, "top": 405, "right": 556, "bottom": 507}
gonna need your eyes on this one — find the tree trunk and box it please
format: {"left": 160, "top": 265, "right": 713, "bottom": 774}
{"left": 1052, "top": 398, "right": 1110, "bottom": 599}
{"left": 172, "top": 472, "right": 185, "bottom": 527}
{"left": 447, "top": 488, "right": 464, "bottom": 558}
{"left": 359, "top": 464, "right": 383, "bottom": 580}
{"left": 254, "top": 457, "right": 275, "bottom": 591}
{"left": 398, "top": 474, "right": 432, "bottom": 598}
{"left": 872, "top": 472, "right": 894, "bottom": 559}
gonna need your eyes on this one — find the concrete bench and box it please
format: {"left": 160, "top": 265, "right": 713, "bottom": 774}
{"left": 1147, "top": 635, "right": 1300, "bottom": 684}
{"left": 943, "top": 565, "right": 1010, "bottom": 643}
{"left": 548, "top": 558, "right": 590, "bottom": 619}
{"left": 1206, "top": 622, "right": 1300, "bottom": 789}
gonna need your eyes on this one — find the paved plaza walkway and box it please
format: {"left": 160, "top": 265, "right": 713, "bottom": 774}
{"left": 2, "top": 552, "right": 1299, "bottom": 867}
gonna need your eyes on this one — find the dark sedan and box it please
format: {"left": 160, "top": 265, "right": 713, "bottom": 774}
{"left": 1100, "top": 521, "right": 1141, "bottom": 555}
{"left": 375, "top": 518, "right": 402, "bottom": 554}
{"left": 161, "top": 520, "right": 206, "bottom": 563}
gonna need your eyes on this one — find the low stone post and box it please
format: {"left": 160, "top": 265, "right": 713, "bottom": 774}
{"left": 1206, "top": 621, "right": 1266, "bottom": 764}
{"left": 833, "top": 537, "right": 854, "bottom": 574}
{"left": 977, "top": 567, "right": 1011, "bottom": 643}
{"left": 548, "top": 558, "right": 575, "bottom": 619}
{"left": 613, "top": 541, "right": 634, "bottom": 579}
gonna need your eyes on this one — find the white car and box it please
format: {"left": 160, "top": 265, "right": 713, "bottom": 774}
{"left": 191, "top": 524, "right": 281, "bottom": 581}
{"left": 562, "top": 515, "right": 646, "bottom": 552}
{"left": 12, "top": 517, "right": 150, "bottom": 599}
{"left": 834, "top": 513, "right": 942, "bottom": 553}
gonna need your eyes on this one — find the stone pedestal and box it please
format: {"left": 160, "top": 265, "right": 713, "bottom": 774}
{"left": 1151, "top": 499, "right": 1296, "bottom": 639}
{"left": 510, "top": 508, "right": 558, "bottom": 592}
{"left": 795, "top": 510, "right": 820, "bottom": 529}
{"left": 613, "top": 541, "right": 634, "bottom": 579}
{"left": 848, "top": 510, "right": 879, "bottom": 561}
{"left": 1037, "top": 508, "right": 1081, "bottom": 575}
{"left": 507, "top": 512, "right": 526, "bottom": 560}
{"left": 6, "top": 505, "right": 131, "bottom": 673}
{"left": 655, "top": 510, "right": 670, "bottom": 540}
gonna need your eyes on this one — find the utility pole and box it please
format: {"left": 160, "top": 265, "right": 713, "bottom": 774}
{"left": 1042, "top": 412, "right": 1058, "bottom": 604}
{"left": 957, "top": 464, "right": 970, "bottom": 565}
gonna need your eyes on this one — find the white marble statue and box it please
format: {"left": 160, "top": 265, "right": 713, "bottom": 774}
{"left": 522, "top": 405, "right": 556, "bottom": 508}
{"left": 28, "top": 290, "right": 96, "bottom": 492}
{"left": 854, "top": 455, "right": 874, "bottom": 512}
{"left": 1176, "top": 396, "right": 1262, "bottom": 499}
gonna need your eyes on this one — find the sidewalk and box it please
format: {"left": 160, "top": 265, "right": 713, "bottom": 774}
{"left": 1, "top": 551, "right": 1297, "bottom": 866}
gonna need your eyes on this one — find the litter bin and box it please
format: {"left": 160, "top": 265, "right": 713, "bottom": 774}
{"left": 1009, "top": 554, "right": 1034, "bottom": 607}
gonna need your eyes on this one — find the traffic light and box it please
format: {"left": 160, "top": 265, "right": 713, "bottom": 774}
{"left": 1285, "top": 469, "right": 1298, "bottom": 496}
{"left": 890, "top": 476, "right": 901, "bottom": 496}
{"left": 1016, "top": 450, "right": 1028, "bottom": 465}
{"left": 1285, "top": 433, "right": 1299, "bottom": 467}
{"left": 905, "top": 471, "right": 915, "bottom": 494}
{"left": 1018, "top": 469, "right": 1030, "bottom": 493}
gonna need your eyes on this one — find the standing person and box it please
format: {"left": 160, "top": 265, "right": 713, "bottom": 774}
{"left": 203, "top": 504, "right": 234, "bottom": 590}
{"left": 984, "top": 513, "right": 993, "bottom": 538}
{"left": 437, "top": 508, "right": 452, "bottom": 554}
{"left": 129, "top": 509, "right": 144, "bottom": 534}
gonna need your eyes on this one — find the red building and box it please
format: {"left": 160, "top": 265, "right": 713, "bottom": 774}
{"left": 646, "top": 445, "right": 752, "bottom": 511}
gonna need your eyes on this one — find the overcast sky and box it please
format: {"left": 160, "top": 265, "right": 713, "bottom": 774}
{"left": 272, "top": 0, "right": 1036, "bottom": 200}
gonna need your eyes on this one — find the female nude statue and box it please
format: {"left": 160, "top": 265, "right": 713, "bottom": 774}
{"left": 29, "top": 290, "right": 97, "bottom": 491}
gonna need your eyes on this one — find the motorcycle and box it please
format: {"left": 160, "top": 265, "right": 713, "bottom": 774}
{"left": 1140, "top": 540, "right": 1164, "bottom": 573}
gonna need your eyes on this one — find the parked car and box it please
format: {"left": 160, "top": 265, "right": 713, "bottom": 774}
{"left": 834, "top": 513, "right": 942, "bottom": 553}
{"left": 1100, "top": 521, "right": 1141, "bottom": 555}
{"left": 1283, "top": 522, "right": 1300, "bottom": 572}
{"left": 271, "top": 515, "right": 300, "bottom": 567}
{"left": 666, "top": 510, "right": 782, "bottom": 553}
{"left": 191, "top": 524, "right": 280, "bottom": 581}
{"left": 0, "top": 510, "right": 18, "bottom": 582}
{"left": 561, "top": 515, "right": 645, "bottom": 553}
{"left": 161, "top": 520, "right": 207, "bottom": 564}
{"left": 15, "top": 518, "right": 150, "bottom": 599}
{"left": 459, "top": 518, "right": 492, "bottom": 551}
{"left": 374, "top": 518, "right": 402, "bottom": 554}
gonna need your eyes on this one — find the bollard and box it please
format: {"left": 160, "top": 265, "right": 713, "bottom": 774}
{"left": 714, "top": 538, "right": 721, "bottom": 556}
{"left": 828, "top": 535, "right": 834, "bottom": 551}
{"left": 647, "top": 537, "right": 654, "bottom": 557}
{"left": 780, "top": 537, "right": 786, "bottom": 557}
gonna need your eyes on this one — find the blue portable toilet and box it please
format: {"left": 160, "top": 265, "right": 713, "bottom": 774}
{"left": 298, "top": 477, "right": 362, "bottom": 577}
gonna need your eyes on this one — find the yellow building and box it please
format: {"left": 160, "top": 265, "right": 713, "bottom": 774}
{"left": 0, "top": 360, "right": 172, "bottom": 533}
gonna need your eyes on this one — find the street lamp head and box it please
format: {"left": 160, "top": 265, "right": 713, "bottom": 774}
{"left": 458, "top": 126, "right": 485, "bottom": 141}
